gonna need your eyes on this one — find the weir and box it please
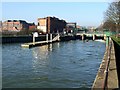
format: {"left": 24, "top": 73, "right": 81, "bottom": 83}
{"left": 76, "top": 33, "right": 106, "bottom": 41}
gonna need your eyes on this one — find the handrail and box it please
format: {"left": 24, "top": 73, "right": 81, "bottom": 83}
{"left": 52, "top": 34, "right": 60, "bottom": 41}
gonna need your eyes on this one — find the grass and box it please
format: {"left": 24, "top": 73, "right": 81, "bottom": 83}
{"left": 111, "top": 36, "right": 120, "bottom": 46}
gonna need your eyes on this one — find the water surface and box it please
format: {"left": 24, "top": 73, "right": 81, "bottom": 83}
{"left": 2, "top": 40, "right": 105, "bottom": 88}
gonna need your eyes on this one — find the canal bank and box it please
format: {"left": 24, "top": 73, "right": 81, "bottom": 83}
{"left": 112, "top": 37, "right": 120, "bottom": 87}
{"left": 92, "top": 40, "right": 119, "bottom": 89}
{"left": 92, "top": 36, "right": 120, "bottom": 89}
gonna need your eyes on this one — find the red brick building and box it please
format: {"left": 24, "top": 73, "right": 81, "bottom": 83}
{"left": 2, "top": 20, "right": 33, "bottom": 31}
{"left": 28, "top": 23, "right": 36, "bottom": 30}
{"left": 37, "top": 16, "right": 66, "bottom": 34}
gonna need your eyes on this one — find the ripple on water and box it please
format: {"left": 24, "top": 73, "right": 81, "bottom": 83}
{"left": 2, "top": 41, "right": 105, "bottom": 88}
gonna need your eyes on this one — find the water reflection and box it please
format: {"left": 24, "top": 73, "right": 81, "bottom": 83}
{"left": 56, "top": 42, "right": 60, "bottom": 48}
{"left": 32, "top": 44, "right": 52, "bottom": 59}
{"left": 48, "top": 44, "right": 53, "bottom": 51}
{"left": 32, "top": 44, "right": 54, "bottom": 73}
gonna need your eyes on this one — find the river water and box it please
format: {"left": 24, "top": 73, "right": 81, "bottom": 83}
{"left": 2, "top": 40, "right": 105, "bottom": 88}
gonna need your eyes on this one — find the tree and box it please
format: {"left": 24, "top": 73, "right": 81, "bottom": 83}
{"left": 104, "top": 1, "right": 120, "bottom": 33}
{"left": 103, "top": 20, "right": 116, "bottom": 31}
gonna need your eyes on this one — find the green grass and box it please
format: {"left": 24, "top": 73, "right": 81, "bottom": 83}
{"left": 111, "top": 36, "right": 120, "bottom": 46}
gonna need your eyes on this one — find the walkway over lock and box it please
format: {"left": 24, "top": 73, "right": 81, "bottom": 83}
{"left": 21, "top": 34, "right": 60, "bottom": 48}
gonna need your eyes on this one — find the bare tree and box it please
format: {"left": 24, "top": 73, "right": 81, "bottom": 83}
{"left": 103, "top": 20, "right": 116, "bottom": 31}
{"left": 104, "top": 1, "right": 120, "bottom": 33}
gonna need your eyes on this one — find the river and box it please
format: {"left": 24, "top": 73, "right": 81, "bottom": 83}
{"left": 2, "top": 40, "right": 105, "bottom": 88}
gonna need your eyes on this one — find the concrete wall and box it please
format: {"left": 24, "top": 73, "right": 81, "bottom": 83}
{"left": 112, "top": 39, "right": 120, "bottom": 87}
{"left": 92, "top": 40, "right": 119, "bottom": 89}
{"left": 2, "top": 36, "right": 46, "bottom": 44}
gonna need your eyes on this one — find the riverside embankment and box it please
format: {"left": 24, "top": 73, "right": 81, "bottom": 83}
{"left": 112, "top": 37, "right": 120, "bottom": 87}
{"left": 92, "top": 36, "right": 120, "bottom": 89}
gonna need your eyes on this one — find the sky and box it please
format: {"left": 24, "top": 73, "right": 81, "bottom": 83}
{"left": 1, "top": 2, "right": 110, "bottom": 27}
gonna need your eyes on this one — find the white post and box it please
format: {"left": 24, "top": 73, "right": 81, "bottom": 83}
{"left": 33, "top": 32, "right": 38, "bottom": 45}
{"left": 46, "top": 34, "right": 48, "bottom": 43}
{"left": 50, "top": 34, "right": 52, "bottom": 42}
{"left": 33, "top": 34, "right": 35, "bottom": 45}
{"left": 104, "top": 35, "right": 106, "bottom": 40}
{"left": 82, "top": 34, "right": 84, "bottom": 40}
{"left": 58, "top": 33, "right": 60, "bottom": 41}
{"left": 93, "top": 34, "right": 95, "bottom": 41}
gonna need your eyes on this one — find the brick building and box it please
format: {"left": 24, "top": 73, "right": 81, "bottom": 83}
{"left": 37, "top": 16, "right": 66, "bottom": 34}
{"left": 29, "top": 23, "right": 36, "bottom": 30}
{"left": 2, "top": 20, "right": 30, "bottom": 31}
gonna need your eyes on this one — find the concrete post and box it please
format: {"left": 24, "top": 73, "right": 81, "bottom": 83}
{"left": 82, "top": 34, "right": 85, "bottom": 40}
{"left": 46, "top": 34, "right": 48, "bottom": 43}
{"left": 58, "top": 33, "right": 60, "bottom": 41}
{"left": 104, "top": 35, "right": 106, "bottom": 40}
{"left": 50, "top": 34, "right": 52, "bottom": 42}
{"left": 33, "top": 35, "right": 35, "bottom": 45}
{"left": 93, "top": 34, "right": 96, "bottom": 41}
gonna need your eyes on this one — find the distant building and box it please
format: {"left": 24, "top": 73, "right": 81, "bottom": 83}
{"left": 76, "top": 25, "right": 81, "bottom": 29}
{"left": 0, "top": 21, "right": 2, "bottom": 31}
{"left": 87, "top": 26, "right": 96, "bottom": 32}
{"left": 28, "top": 23, "right": 36, "bottom": 30}
{"left": 37, "top": 16, "right": 66, "bottom": 34}
{"left": 66, "top": 22, "right": 77, "bottom": 33}
{"left": 2, "top": 20, "right": 30, "bottom": 31}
